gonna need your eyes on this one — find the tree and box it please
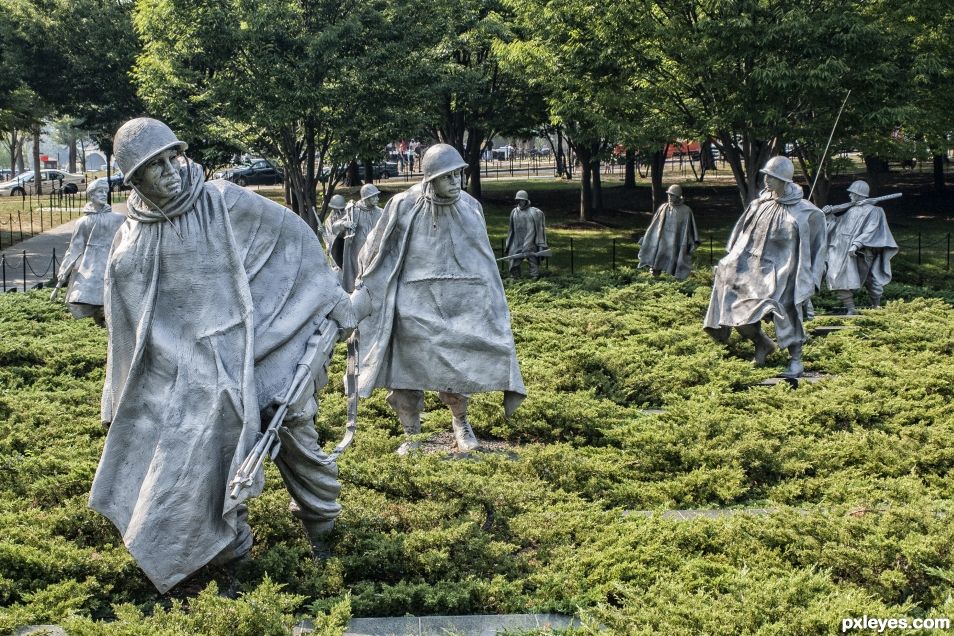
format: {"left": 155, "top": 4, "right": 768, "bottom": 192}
{"left": 626, "top": 0, "right": 913, "bottom": 206}
{"left": 501, "top": 0, "right": 632, "bottom": 221}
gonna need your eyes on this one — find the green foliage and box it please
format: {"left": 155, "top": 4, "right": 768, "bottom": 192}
{"left": 1, "top": 266, "right": 953, "bottom": 633}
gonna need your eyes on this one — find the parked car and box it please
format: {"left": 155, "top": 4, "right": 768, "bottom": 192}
{"left": 224, "top": 159, "right": 283, "bottom": 186}
{"left": 106, "top": 171, "right": 132, "bottom": 192}
{"left": 0, "top": 169, "right": 86, "bottom": 196}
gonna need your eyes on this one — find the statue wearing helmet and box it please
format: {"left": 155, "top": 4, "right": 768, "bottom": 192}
{"left": 50, "top": 177, "right": 125, "bottom": 326}
{"left": 351, "top": 143, "right": 526, "bottom": 454}
{"left": 637, "top": 184, "right": 700, "bottom": 280}
{"left": 821, "top": 180, "right": 898, "bottom": 313}
{"left": 504, "top": 190, "right": 548, "bottom": 279}
{"left": 704, "top": 156, "right": 827, "bottom": 378}
{"left": 90, "top": 118, "right": 357, "bottom": 593}
{"left": 327, "top": 184, "right": 384, "bottom": 292}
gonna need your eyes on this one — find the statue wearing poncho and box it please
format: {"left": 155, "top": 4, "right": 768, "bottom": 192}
{"left": 353, "top": 144, "right": 525, "bottom": 454}
{"left": 89, "top": 118, "right": 353, "bottom": 593}
{"left": 54, "top": 178, "right": 124, "bottom": 325}
{"left": 638, "top": 184, "right": 699, "bottom": 280}
{"left": 704, "top": 156, "right": 826, "bottom": 378}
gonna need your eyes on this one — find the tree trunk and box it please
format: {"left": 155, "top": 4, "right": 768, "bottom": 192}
{"left": 33, "top": 126, "right": 42, "bottom": 195}
{"left": 933, "top": 154, "right": 945, "bottom": 192}
{"left": 105, "top": 151, "right": 112, "bottom": 205}
{"left": 577, "top": 146, "right": 592, "bottom": 222}
{"left": 650, "top": 147, "right": 667, "bottom": 211}
{"left": 591, "top": 156, "right": 604, "bottom": 214}
{"left": 346, "top": 160, "right": 359, "bottom": 187}
{"left": 15, "top": 133, "right": 25, "bottom": 173}
{"left": 79, "top": 138, "right": 87, "bottom": 172}
{"left": 701, "top": 139, "right": 716, "bottom": 171}
{"left": 466, "top": 140, "right": 483, "bottom": 199}
{"left": 864, "top": 154, "right": 887, "bottom": 196}
{"left": 363, "top": 158, "right": 374, "bottom": 185}
{"left": 624, "top": 148, "right": 636, "bottom": 189}
{"left": 68, "top": 139, "right": 77, "bottom": 173}
{"left": 556, "top": 129, "right": 568, "bottom": 178}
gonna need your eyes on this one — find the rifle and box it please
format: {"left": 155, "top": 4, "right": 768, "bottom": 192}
{"left": 824, "top": 192, "right": 902, "bottom": 216}
{"left": 228, "top": 317, "right": 357, "bottom": 499}
{"left": 496, "top": 248, "right": 552, "bottom": 262}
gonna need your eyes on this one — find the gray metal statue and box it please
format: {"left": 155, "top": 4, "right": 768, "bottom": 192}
{"left": 823, "top": 180, "right": 899, "bottom": 314}
{"left": 503, "top": 190, "right": 548, "bottom": 279}
{"left": 704, "top": 156, "right": 827, "bottom": 378}
{"left": 351, "top": 144, "right": 526, "bottom": 454}
{"left": 322, "top": 193, "right": 348, "bottom": 256}
{"left": 89, "top": 118, "right": 359, "bottom": 593}
{"left": 637, "top": 184, "right": 699, "bottom": 279}
{"left": 327, "top": 184, "right": 384, "bottom": 292}
{"left": 50, "top": 178, "right": 125, "bottom": 326}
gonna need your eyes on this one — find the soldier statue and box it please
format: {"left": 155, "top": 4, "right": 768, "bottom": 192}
{"left": 638, "top": 184, "right": 699, "bottom": 280}
{"left": 704, "top": 156, "right": 827, "bottom": 378}
{"left": 89, "top": 118, "right": 358, "bottom": 593}
{"left": 352, "top": 144, "right": 526, "bottom": 454}
{"left": 503, "top": 190, "right": 548, "bottom": 279}
{"left": 823, "top": 180, "right": 898, "bottom": 314}
{"left": 50, "top": 177, "right": 125, "bottom": 326}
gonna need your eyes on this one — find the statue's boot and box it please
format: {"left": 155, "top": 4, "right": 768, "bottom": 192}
{"left": 837, "top": 289, "right": 856, "bottom": 315}
{"left": 289, "top": 501, "right": 335, "bottom": 560}
{"left": 738, "top": 323, "right": 776, "bottom": 367}
{"left": 388, "top": 389, "right": 423, "bottom": 455}
{"left": 780, "top": 344, "right": 805, "bottom": 379}
{"left": 869, "top": 293, "right": 882, "bottom": 308}
{"left": 439, "top": 392, "right": 481, "bottom": 452}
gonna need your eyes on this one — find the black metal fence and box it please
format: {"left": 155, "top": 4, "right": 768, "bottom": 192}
{"left": 0, "top": 249, "right": 59, "bottom": 292}
{"left": 0, "top": 188, "right": 130, "bottom": 251}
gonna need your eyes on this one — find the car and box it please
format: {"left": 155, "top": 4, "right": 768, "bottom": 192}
{"left": 106, "top": 171, "right": 132, "bottom": 192}
{"left": 224, "top": 159, "right": 284, "bottom": 187}
{"left": 0, "top": 169, "right": 86, "bottom": 196}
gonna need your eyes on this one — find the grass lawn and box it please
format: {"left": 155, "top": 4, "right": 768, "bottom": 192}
{"left": 1, "top": 170, "right": 953, "bottom": 632}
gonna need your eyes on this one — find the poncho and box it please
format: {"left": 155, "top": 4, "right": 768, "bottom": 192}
{"left": 637, "top": 202, "right": 699, "bottom": 280}
{"left": 330, "top": 201, "right": 383, "bottom": 292}
{"left": 704, "top": 182, "right": 826, "bottom": 348}
{"left": 57, "top": 203, "right": 125, "bottom": 306}
{"left": 89, "top": 161, "right": 348, "bottom": 592}
{"left": 504, "top": 206, "right": 547, "bottom": 256}
{"left": 354, "top": 183, "right": 525, "bottom": 415}
{"left": 825, "top": 203, "right": 898, "bottom": 291}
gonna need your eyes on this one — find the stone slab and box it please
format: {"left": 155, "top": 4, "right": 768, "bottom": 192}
{"left": 14, "top": 627, "right": 66, "bottom": 636}
{"left": 297, "top": 613, "right": 578, "bottom": 635}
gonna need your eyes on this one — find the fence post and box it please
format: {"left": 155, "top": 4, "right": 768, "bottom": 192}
{"left": 22, "top": 250, "right": 27, "bottom": 292}
{"left": 18, "top": 212, "right": 23, "bottom": 242}
{"left": 918, "top": 232, "right": 922, "bottom": 265}
{"left": 709, "top": 236, "right": 714, "bottom": 265}
{"left": 570, "top": 237, "right": 575, "bottom": 274}
{"left": 612, "top": 238, "right": 616, "bottom": 271}
{"left": 1, "top": 255, "right": 5, "bottom": 292}
{"left": 52, "top": 248, "right": 56, "bottom": 282}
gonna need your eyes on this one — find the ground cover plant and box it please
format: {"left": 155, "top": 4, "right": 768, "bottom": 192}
{"left": 1, "top": 175, "right": 953, "bottom": 634}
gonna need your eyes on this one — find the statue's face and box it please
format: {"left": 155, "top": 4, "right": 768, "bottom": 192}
{"left": 89, "top": 186, "right": 108, "bottom": 207}
{"left": 849, "top": 192, "right": 865, "bottom": 203}
{"left": 432, "top": 170, "right": 461, "bottom": 198}
{"left": 365, "top": 194, "right": 380, "bottom": 207}
{"left": 131, "top": 148, "right": 184, "bottom": 206}
{"left": 667, "top": 193, "right": 683, "bottom": 206}
{"left": 764, "top": 173, "right": 786, "bottom": 196}
{"left": 517, "top": 199, "right": 530, "bottom": 209}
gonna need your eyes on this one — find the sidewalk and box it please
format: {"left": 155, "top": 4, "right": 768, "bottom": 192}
{"left": 0, "top": 203, "right": 127, "bottom": 292}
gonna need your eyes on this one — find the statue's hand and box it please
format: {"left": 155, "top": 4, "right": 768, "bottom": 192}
{"left": 350, "top": 286, "right": 373, "bottom": 323}
{"left": 822, "top": 205, "right": 832, "bottom": 214}
{"left": 329, "top": 295, "right": 358, "bottom": 339}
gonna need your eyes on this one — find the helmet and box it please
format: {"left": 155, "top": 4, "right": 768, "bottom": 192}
{"left": 86, "top": 177, "right": 109, "bottom": 194}
{"left": 759, "top": 156, "right": 794, "bottom": 183}
{"left": 666, "top": 184, "right": 683, "bottom": 196}
{"left": 360, "top": 183, "right": 381, "bottom": 201}
{"left": 328, "top": 194, "right": 347, "bottom": 209}
{"left": 421, "top": 144, "right": 467, "bottom": 183}
{"left": 114, "top": 118, "right": 188, "bottom": 185}
{"left": 515, "top": 190, "right": 530, "bottom": 201}
{"left": 847, "top": 180, "right": 870, "bottom": 197}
